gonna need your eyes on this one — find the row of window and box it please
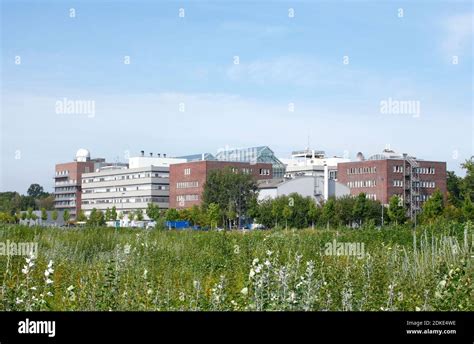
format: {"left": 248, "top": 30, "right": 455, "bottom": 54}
{"left": 55, "top": 187, "right": 76, "bottom": 192}
{"left": 393, "top": 165, "right": 404, "bottom": 173}
{"left": 347, "top": 180, "right": 377, "bottom": 188}
{"left": 366, "top": 194, "right": 377, "bottom": 200}
{"left": 392, "top": 180, "right": 436, "bottom": 188}
{"left": 83, "top": 172, "right": 168, "bottom": 183}
{"left": 393, "top": 180, "right": 404, "bottom": 187}
{"left": 390, "top": 194, "right": 433, "bottom": 202}
{"left": 55, "top": 180, "right": 77, "bottom": 186}
{"left": 55, "top": 170, "right": 69, "bottom": 176}
{"left": 82, "top": 196, "right": 169, "bottom": 205}
{"left": 183, "top": 167, "right": 271, "bottom": 177}
{"left": 176, "top": 194, "right": 199, "bottom": 202}
{"left": 83, "top": 184, "right": 168, "bottom": 194}
{"left": 347, "top": 167, "right": 377, "bottom": 175}
{"left": 176, "top": 181, "right": 199, "bottom": 189}
{"left": 418, "top": 181, "right": 436, "bottom": 188}
{"left": 415, "top": 167, "right": 436, "bottom": 175}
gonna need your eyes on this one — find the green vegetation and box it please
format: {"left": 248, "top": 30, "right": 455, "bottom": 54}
{"left": 0, "top": 222, "right": 472, "bottom": 311}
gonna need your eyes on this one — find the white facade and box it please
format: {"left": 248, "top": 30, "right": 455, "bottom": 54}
{"left": 81, "top": 165, "right": 170, "bottom": 220}
{"left": 128, "top": 156, "right": 186, "bottom": 169}
{"left": 257, "top": 176, "right": 349, "bottom": 205}
{"left": 279, "top": 149, "right": 350, "bottom": 179}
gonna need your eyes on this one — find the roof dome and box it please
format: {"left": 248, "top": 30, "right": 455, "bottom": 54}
{"left": 76, "top": 148, "right": 90, "bottom": 162}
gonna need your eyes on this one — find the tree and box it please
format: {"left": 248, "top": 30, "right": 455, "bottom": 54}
{"left": 63, "top": 209, "right": 70, "bottom": 225}
{"left": 203, "top": 167, "right": 257, "bottom": 228}
{"left": 353, "top": 193, "right": 369, "bottom": 226}
{"left": 447, "top": 171, "right": 463, "bottom": 207}
{"left": 26, "top": 208, "right": 33, "bottom": 221}
{"left": 105, "top": 208, "right": 112, "bottom": 221}
{"left": 335, "top": 196, "right": 356, "bottom": 227}
{"left": 322, "top": 198, "right": 336, "bottom": 228}
{"left": 462, "top": 194, "right": 474, "bottom": 222}
{"left": 36, "top": 195, "right": 55, "bottom": 211}
{"left": 387, "top": 195, "right": 407, "bottom": 225}
{"left": 41, "top": 208, "right": 48, "bottom": 222}
{"left": 207, "top": 203, "right": 220, "bottom": 229}
{"left": 282, "top": 205, "right": 292, "bottom": 230}
{"left": 87, "top": 208, "right": 105, "bottom": 226}
{"left": 51, "top": 210, "right": 58, "bottom": 222}
{"left": 146, "top": 203, "right": 162, "bottom": 222}
{"left": 77, "top": 209, "right": 87, "bottom": 222}
{"left": 189, "top": 205, "right": 201, "bottom": 226}
{"left": 27, "top": 184, "right": 45, "bottom": 198}
{"left": 421, "top": 189, "right": 444, "bottom": 223}
{"left": 135, "top": 209, "right": 144, "bottom": 221}
{"left": 165, "top": 208, "right": 180, "bottom": 222}
{"left": 460, "top": 158, "right": 474, "bottom": 202}
{"left": 307, "top": 201, "right": 320, "bottom": 229}
{"left": 110, "top": 206, "right": 117, "bottom": 221}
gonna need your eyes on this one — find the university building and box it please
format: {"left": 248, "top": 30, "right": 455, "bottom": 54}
{"left": 170, "top": 160, "right": 273, "bottom": 209}
{"left": 337, "top": 149, "right": 447, "bottom": 219}
{"left": 54, "top": 149, "right": 126, "bottom": 219}
{"left": 81, "top": 151, "right": 186, "bottom": 220}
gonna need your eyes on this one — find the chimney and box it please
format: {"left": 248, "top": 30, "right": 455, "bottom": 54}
{"left": 164, "top": 153, "right": 167, "bottom": 158}
{"left": 140, "top": 150, "right": 144, "bottom": 157}
{"left": 149, "top": 152, "right": 153, "bottom": 157}
{"left": 157, "top": 153, "right": 161, "bottom": 157}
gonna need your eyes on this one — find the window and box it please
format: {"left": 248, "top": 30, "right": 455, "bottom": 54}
{"left": 393, "top": 180, "right": 403, "bottom": 187}
{"left": 176, "top": 181, "right": 199, "bottom": 189}
{"left": 393, "top": 165, "right": 404, "bottom": 173}
{"left": 184, "top": 168, "right": 191, "bottom": 176}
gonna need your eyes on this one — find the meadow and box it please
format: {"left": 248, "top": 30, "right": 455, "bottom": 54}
{"left": 0, "top": 222, "right": 472, "bottom": 311}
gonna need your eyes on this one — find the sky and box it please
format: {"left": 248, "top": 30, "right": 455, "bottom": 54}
{"left": 1, "top": 0, "right": 473, "bottom": 193}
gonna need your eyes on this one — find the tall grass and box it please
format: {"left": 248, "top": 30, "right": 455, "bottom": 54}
{"left": 0, "top": 223, "right": 472, "bottom": 311}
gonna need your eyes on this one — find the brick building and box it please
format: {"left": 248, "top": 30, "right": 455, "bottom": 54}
{"left": 170, "top": 161, "right": 273, "bottom": 209}
{"left": 337, "top": 149, "right": 447, "bottom": 219}
{"left": 54, "top": 149, "right": 126, "bottom": 219}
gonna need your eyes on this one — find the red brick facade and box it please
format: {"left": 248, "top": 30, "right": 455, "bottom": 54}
{"left": 54, "top": 161, "right": 95, "bottom": 217}
{"left": 337, "top": 159, "right": 447, "bottom": 205}
{"left": 170, "top": 161, "right": 273, "bottom": 209}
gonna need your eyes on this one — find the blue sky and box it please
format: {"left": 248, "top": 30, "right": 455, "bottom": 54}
{"left": 1, "top": 0, "right": 472, "bottom": 193}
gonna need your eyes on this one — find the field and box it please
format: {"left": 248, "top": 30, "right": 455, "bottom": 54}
{"left": 0, "top": 223, "right": 472, "bottom": 311}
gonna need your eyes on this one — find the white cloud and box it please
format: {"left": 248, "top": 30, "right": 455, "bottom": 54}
{"left": 441, "top": 12, "right": 473, "bottom": 55}
{"left": 226, "top": 56, "right": 360, "bottom": 87}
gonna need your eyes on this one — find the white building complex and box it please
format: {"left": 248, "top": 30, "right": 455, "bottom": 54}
{"left": 261, "top": 148, "right": 350, "bottom": 203}
{"left": 81, "top": 152, "right": 186, "bottom": 222}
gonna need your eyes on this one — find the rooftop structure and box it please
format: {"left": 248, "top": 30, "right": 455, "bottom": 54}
{"left": 128, "top": 151, "right": 187, "bottom": 169}
{"left": 214, "top": 146, "right": 286, "bottom": 178}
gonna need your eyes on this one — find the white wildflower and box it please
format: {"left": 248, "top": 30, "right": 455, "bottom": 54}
{"left": 241, "top": 287, "right": 248, "bottom": 295}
